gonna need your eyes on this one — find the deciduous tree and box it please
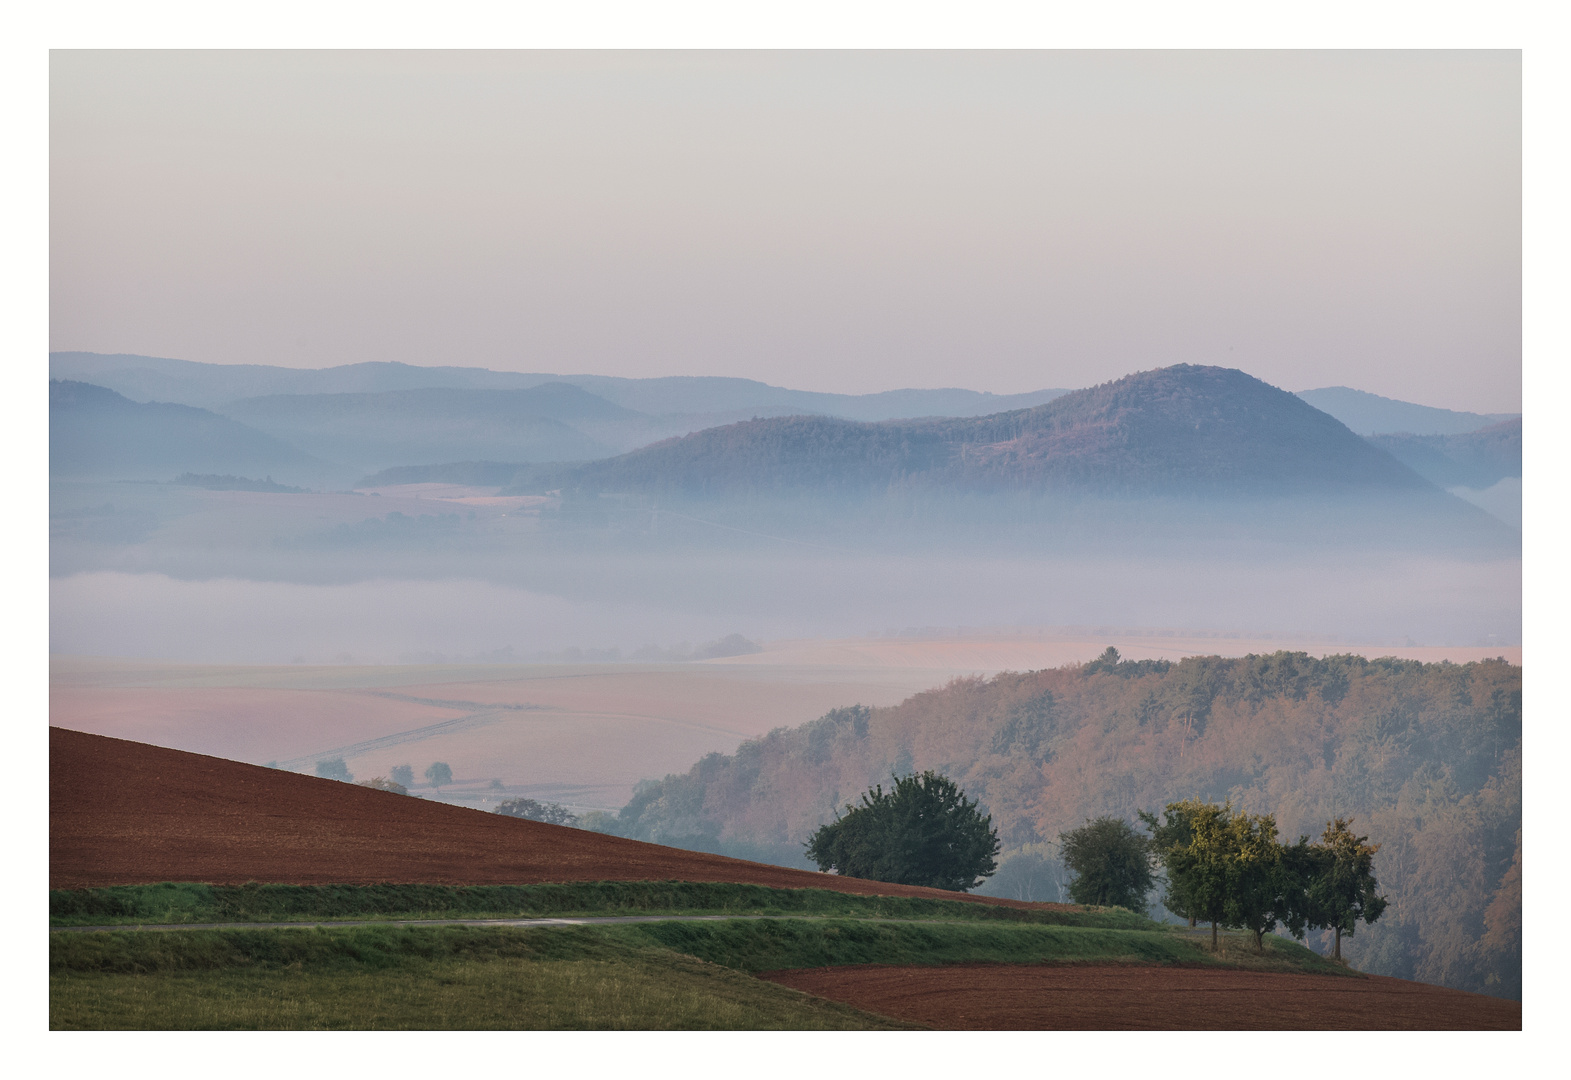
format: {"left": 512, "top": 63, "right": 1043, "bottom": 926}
{"left": 1221, "top": 810, "right": 1295, "bottom": 954}
{"left": 1059, "top": 817, "right": 1155, "bottom": 912}
{"left": 1298, "top": 817, "right": 1388, "bottom": 961}
{"left": 1162, "top": 800, "right": 1234, "bottom": 951}
{"left": 315, "top": 758, "right": 352, "bottom": 782}
{"left": 424, "top": 761, "right": 453, "bottom": 790}
{"left": 1140, "top": 801, "right": 1205, "bottom": 926}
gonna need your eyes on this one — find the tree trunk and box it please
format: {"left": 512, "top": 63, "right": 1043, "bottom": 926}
{"left": 1335, "top": 925, "right": 1342, "bottom": 961}
{"left": 1211, "top": 920, "right": 1218, "bottom": 951}
{"left": 1189, "top": 916, "right": 1197, "bottom": 929}
{"left": 1253, "top": 927, "right": 1264, "bottom": 954}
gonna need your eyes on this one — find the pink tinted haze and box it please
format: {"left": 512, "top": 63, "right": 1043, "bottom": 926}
{"left": 50, "top": 51, "right": 1520, "bottom": 412}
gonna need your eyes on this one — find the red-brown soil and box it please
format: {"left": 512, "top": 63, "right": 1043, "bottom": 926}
{"left": 48, "top": 726, "right": 1049, "bottom": 909}
{"left": 760, "top": 964, "right": 1521, "bottom": 1030}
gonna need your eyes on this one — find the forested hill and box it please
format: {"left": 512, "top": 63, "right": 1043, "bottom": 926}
{"left": 522, "top": 365, "right": 1430, "bottom": 497}
{"left": 591, "top": 651, "right": 1521, "bottom": 999}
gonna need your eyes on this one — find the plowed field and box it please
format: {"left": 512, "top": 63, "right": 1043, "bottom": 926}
{"left": 48, "top": 726, "right": 1044, "bottom": 909}
{"left": 760, "top": 964, "right": 1521, "bottom": 1029}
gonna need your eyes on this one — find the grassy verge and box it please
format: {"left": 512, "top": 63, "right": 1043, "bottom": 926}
{"left": 51, "top": 918, "right": 1348, "bottom": 1029}
{"left": 50, "top": 929, "right": 909, "bottom": 1030}
{"left": 50, "top": 880, "right": 1149, "bottom": 929}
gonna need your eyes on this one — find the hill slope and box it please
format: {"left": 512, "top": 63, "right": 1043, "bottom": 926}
{"left": 50, "top": 351, "right": 1068, "bottom": 422}
{"left": 532, "top": 365, "right": 1432, "bottom": 497}
{"left": 49, "top": 380, "right": 320, "bottom": 482}
{"left": 48, "top": 727, "right": 1032, "bottom": 908}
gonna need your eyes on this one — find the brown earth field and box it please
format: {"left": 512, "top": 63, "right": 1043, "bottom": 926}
{"left": 48, "top": 726, "right": 1043, "bottom": 907}
{"left": 760, "top": 964, "right": 1522, "bottom": 1030}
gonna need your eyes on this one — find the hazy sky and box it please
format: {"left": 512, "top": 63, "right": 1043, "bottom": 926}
{"left": 51, "top": 51, "right": 1521, "bottom": 411}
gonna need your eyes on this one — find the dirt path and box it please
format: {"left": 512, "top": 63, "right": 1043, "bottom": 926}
{"left": 760, "top": 963, "right": 1521, "bottom": 1030}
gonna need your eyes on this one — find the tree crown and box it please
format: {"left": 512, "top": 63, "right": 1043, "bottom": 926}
{"left": 805, "top": 770, "right": 999, "bottom": 892}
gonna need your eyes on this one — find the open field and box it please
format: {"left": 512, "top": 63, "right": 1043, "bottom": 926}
{"left": 49, "top": 919, "right": 1346, "bottom": 1030}
{"left": 51, "top": 918, "right": 1506, "bottom": 1030}
{"left": 49, "top": 924, "right": 913, "bottom": 1030}
{"left": 761, "top": 963, "right": 1522, "bottom": 1030}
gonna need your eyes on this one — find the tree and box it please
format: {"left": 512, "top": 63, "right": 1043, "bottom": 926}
{"left": 315, "top": 758, "right": 352, "bottom": 782}
{"left": 1295, "top": 817, "right": 1388, "bottom": 961}
{"left": 424, "top": 761, "right": 453, "bottom": 790}
{"left": 1058, "top": 817, "right": 1155, "bottom": 912}
{"left": 1160, "top": 800, "right": 1234, "bottom": 951}
{"left": 1155, "top": 800, "right": 1301, "bottom": 954}
{"left": 495, "top": 797, "right": 577, "bottom": 826}
{"left": 1220, "top": 810, "right": 1295, "bottom": 954}
{"left": 805, "top": 771, "right": 1000, "bottom": 892}
{"left": 390, "top": 764, "right": 414, "bottom": 788}
{"left": 1140, "top": 801, "right": 1204, "bottom": 926}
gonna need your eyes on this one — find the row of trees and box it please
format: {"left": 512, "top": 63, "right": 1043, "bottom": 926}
{"left": 1062, "top": 803, "right": 1386, "bottom": 957}
{"left": 314, "top": 760, "right": 454, "bottom": 790}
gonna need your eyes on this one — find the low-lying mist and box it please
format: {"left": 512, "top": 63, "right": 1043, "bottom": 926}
{"left": 50, "top": 542, "right": 1520, "bottom": 664}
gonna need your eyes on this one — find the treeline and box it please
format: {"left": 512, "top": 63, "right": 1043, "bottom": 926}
{"left": 586, "top": 649, "right": 1521, "bottom": 998}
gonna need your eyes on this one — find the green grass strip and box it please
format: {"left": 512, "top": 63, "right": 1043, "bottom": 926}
{"left": 50, "top": 880, "right": 1152, "bottom": 930}
{"left": 51, "top": 919, "right": 1348, "bottom": 979}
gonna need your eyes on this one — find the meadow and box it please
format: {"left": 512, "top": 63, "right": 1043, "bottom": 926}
{"left": 50, "top": 910, "right": 1345, "bottom": 1030}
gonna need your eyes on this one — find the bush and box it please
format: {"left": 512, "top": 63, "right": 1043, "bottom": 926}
{"left": 494, "top": 798, "right": 577, "bottom": 826}
{"left": 357, "top": 777, "right": 408, "bottom": 795}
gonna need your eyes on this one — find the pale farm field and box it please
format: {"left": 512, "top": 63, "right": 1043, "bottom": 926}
{"left": 51, "top": 634, "right": 1518, "bottom": 813}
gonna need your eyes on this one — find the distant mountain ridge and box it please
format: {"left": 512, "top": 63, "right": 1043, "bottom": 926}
{"left": 49, "top": 380, "right": 322, "bottom": 482}
{"left": 1296, "top": 386, "right": 1516, "bottom": 436}
{"left": 518, "top": 365, "right": 1432, "bottom": 498}
{"left": 218, "top": 384, "right": 630, "bottom": 472}
{"left": 49, "top": 352, "right": 1070, "bottom": 423}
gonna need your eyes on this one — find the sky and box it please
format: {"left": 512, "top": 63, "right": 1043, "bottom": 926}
{"left": 50, "top": 50, "right": 1522, "bottom": 412}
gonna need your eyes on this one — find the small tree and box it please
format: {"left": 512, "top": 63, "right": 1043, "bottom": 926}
{"left": 1220, "top": 810, "right": 1295, "bottom": 954}
{"left": 390, "top": 764, "right": 414, "bottom": 788}
{"left": 1297, "top": 817, "right": 1388, "bottom": 961}
{"left": 1058, "top": 817, "right": 1155, "bottom": 912}
{"left": 315, "top": 758, "right": 352, "bottom": 782}
{"left": 424, "top": 761, "right": 453, "bottom": 790}
{"left": 1163, "top": 800, "right": 1234, "bottom": 951}
{"left": 805, "top": 771, "right": 1000, "bottom": 892}
{"left": 1140, "top": 801, "right": 1204, "bottom": 926}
